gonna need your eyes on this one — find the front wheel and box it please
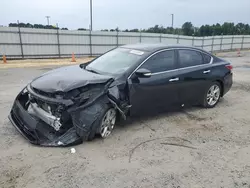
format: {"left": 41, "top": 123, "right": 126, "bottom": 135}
{"left": 87, "top": 105, "right": 117, "bottom": 141}
{"left": 202, "top": 82, "right": 221, "bottom": 108}
{"left": 99, "top": 108, "right": 117, "bottom": 138}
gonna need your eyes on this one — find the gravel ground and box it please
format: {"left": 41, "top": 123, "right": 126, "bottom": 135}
{"left": 1, "top": 52, "right": 250, "bottom": 188}
{"left": 0, "top": 57, "right": 92, "bottom": 69}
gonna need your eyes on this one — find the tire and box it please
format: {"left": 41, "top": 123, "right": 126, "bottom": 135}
{"left": 202, "top": 82, "right": 221, "bottom": 108}
{"left": 87, "top": 103, "right": 117, "bottom": 141}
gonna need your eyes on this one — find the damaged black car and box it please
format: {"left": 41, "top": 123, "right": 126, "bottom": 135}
{"left": 9, "top": 44, "right": 233, "bottom": 146}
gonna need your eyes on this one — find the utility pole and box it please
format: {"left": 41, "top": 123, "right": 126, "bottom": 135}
{"left": 171, "top": 14, "right": 174, "bottom": 28}
{"left": 45, "top": 16, "right": 50, "bottom": 25}
{"left": 90, "top": 0, "right": 93, "bottom": 31}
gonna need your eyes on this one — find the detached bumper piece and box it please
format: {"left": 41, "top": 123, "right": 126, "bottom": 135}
{"left": 9, "top": 99, "right": 83, "bottom": 147}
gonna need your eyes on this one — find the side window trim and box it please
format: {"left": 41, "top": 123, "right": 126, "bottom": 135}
{"left": 177, "top": 49, "right": 204, "bottom": 69}
{"left": 128, "top": 48, "right": 213, "bottom": 79}
{"left": 128, "top": 49, "right": 176, "bottom": 79}
{"left": 141, "top": 49, "right": 177, "bottom": 74}
{"left": 177, "top": 49, "right": 213, "bottom": 69}
{"left": 201, "top": 52, "right": 213, "bottom": 64}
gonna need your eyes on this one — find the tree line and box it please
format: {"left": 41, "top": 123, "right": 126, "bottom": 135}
{"left": 181, "top": 22, "right": 250, "bottom": 36}
{"left": 9, "top": 23, "right": 69, "bottom": 30}
{"left": 8, "top": 22, "right": 250, "bottom": 36}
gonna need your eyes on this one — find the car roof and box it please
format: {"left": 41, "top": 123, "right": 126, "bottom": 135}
{"left": 121, "top": 43, "right": 204, "bottom": 53}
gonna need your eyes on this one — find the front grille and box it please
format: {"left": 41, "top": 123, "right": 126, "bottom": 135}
{"left": 39, "top": 101, "right": 51, "bottom": 113}
{"left": 33, "top": 98, "right": 59, "bottom": 116}
{"left": 29, "top": 86, "right": 59, "bottom": 114}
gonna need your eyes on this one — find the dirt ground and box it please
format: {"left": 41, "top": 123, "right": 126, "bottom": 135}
{"left": 0, "top": 57, "right": 93, "bottom": 69}
{"left": 1, "top": 51, "right": 250, "bottom": 188}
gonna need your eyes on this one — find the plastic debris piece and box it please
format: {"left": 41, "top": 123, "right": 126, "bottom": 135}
{"left": 70, "top": 148, "right": 76, "bottom": 154}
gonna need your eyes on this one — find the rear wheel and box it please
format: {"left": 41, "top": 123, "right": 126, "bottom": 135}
{"left": 202, "top": 82, "right": 221, "bottom": 108}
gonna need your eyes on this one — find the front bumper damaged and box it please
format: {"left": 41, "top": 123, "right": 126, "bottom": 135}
{"left": 9, "top": 80, "right": 129, "bottom": 147}
{"left": 9, "top": 99, "right": 83, "bottom": 147}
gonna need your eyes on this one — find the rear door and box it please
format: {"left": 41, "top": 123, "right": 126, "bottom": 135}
{"left": 128, "top": 49, "right": 182, "bottom": 115}
{"left": 177, "top": 49, "right": 213, "bottom": 105}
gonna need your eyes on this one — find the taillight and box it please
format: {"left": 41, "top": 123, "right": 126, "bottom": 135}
{"left": 226, "top": 65, "right": 233, "bottom": 71}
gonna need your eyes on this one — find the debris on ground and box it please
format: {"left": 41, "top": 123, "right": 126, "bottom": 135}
{"left": 70, "top": 148, "right": 76, "bottom": 154}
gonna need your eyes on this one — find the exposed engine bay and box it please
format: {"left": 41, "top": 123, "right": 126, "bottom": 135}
{"left": 9, "top": 74, "right": 130, "bottom": 147}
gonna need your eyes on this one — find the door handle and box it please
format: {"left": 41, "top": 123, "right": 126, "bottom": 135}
{"left": 169, "top": 77, "right": 179, "bottom": 82}
{"left": 203, "top": 70, "right": 211, "bottom": 74}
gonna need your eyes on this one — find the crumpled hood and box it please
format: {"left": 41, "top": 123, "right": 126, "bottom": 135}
{"left": 31, "top": 65, "right": 113, "bottom": 93}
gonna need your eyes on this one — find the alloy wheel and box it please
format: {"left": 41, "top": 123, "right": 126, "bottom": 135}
{"left": 100, "top": 108, "right": 116, "bottom": 138}
{"left": 207, "top": 84, "right": 220, "bottom": 106}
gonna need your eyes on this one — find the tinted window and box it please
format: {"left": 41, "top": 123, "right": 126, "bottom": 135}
{"left": 141, "top": 50, "right": 175, "bottom": 73}
{"left": 203, "top": 53, "right": 212, "bottom": 64}
{"left": 178, "top": 50, "right": 203, "bottom": 68}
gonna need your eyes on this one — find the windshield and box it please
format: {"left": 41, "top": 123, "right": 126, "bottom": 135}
{"left": 86, "top": 48, "right": 145, "bottom": 75}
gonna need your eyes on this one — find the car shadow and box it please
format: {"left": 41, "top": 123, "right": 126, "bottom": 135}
{"left": 114, "top": 97, "right": 228, "bottom": 132}
{"left": 115, "top": 106, "right": 191, "bottom": 130}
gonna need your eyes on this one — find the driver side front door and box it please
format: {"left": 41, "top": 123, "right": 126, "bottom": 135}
{"left": 128, "top": 49, "right": 181, "bottom": 115}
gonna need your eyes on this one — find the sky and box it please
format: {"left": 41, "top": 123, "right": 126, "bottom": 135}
{"left": 1, "top": 0, "right": 250, "bottom": 30}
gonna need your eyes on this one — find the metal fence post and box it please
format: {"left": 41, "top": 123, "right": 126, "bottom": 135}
{"left": 139, "top": 31, "right": 142, "bottom": 43}
{"left": 89, "top": 30, "right": 92, "bottom": 57}
{"left": 201, "top": 36, "right": 205, "bottom": 49}
{"left": 231, "top": 35, "right": 234, "bottom": 51}
{"left": 211, "top": 35, "right": 215, "bottom": 53}
{"left": 159, "top": 34, "right": 162, "bottom": 43}
{"left": 56, "top": 25, "right": 61, "bottom": 58}
{"left": 241, "top": 36, "right": 245, "bottom": 50}
{"left": 116, "top": 31, "right": 119, "bottom": 47}
{"left": 177, "top": 35, "right": 180, "bottom": 44}
{"left": 220, "top": 33, "right": 223, "bottom": 51}
{"left": 192, "top": 35, "right": 194, "bottom": 46}
{"left": 17, "top": 20, "right": 24, "bottom": 59}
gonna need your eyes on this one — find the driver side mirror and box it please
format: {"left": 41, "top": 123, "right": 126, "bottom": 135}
{"left": 135, "top": 68, "right": 152, "bottom": 78}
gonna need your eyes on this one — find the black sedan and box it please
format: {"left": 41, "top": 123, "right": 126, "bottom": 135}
{"left": 9, "top": 44, "right": 233, "bottom": 146}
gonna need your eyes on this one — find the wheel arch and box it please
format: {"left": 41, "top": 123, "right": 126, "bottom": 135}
{"left": 214, "top": 79, "right": 224, "bottom": 97}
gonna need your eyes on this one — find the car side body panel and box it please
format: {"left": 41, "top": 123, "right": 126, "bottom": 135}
{"left": 128, "top": 47, "right": 233, "bottom": 113}
{"left": 177, "top": 64, "right": 213, "bottom": 105}
{"left": 128, "top": 70, "right": 182, "bottom": 115}
{"left": 208, "top": 62, "right": 233, "bottom": 96}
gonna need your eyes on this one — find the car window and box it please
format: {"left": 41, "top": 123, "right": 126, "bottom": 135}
{"left": 140, "top": 50, "right": 175, "bottom": 73}
{"left": 178, "top": 50, "right": 203, "bottom": 68}
{"left": 86, "top": 48, "right": 145, "bottom": 75}
{"left": 203, "top": 53, "right": 212, "bottom": 64}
